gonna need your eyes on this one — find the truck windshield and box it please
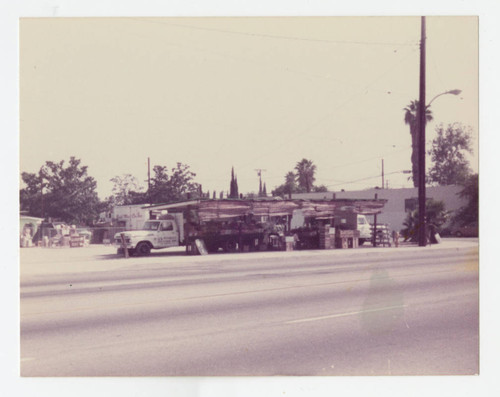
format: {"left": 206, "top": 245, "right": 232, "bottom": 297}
{"left": 143, "top": 221, "right": 160, "bottom": 231}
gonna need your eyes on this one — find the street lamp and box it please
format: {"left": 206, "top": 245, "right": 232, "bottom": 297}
{"left": 427, "top": 89, "right": 462, "bottom": 108}
{"left": 418, "top": 88, "right": 461, "bottom": 246}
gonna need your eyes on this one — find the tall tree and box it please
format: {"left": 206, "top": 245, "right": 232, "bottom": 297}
{"left": 428, "top": 123, "right": 473, "bottom": 186}
{"left": 229, "top": 167, "right": 239, "bottom": 198}
{"left": 20, "top": 157, "right": 100, "bottom": 225}
{"left": 148, "top": 162, "right": 200, "bottom": 204}
{"left": 295, "top": 158, "right": 317, "bottom": 193}
{"left": 271, "top": 171, "right": 297, "bottom": 198}
{"left": 110, "top": 174, "right": 144, "bottom": 205}
{"left": 284, "top": 171, "right": 297, "bottom": 198}
{"left": 404, "top": 100, "right": 433, "bottom": 187}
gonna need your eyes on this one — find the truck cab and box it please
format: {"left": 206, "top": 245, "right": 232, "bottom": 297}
{"left": 357, "top": 214, "right": 372, "bottom": 245}
{"left": 114, "top": 214, "right": 184, "bottom": 256}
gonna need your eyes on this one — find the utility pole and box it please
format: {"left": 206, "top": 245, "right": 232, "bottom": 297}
{"left": 255, "top": 169, "right": 266, "bottom": 196}
{"left": 147, "top": 157, "right": 151, "bottom": 205}
{"left": 418, "top": 16, "right": 427, "bottom": 247}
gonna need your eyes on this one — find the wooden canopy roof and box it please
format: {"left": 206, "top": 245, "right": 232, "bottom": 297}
{"left": 145, "top": 198, "right": 387, "bottom": 222}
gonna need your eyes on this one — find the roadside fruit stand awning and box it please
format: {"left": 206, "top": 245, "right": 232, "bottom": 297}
{"left": 145, "top": 198, "right": 387, "bottom": 222}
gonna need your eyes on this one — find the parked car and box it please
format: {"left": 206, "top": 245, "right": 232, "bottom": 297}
{"left": 454, "top": 223, "right": 478, "bottom": 237}
{"left": 76, "top": 228, "right": 93, "bottom": 244}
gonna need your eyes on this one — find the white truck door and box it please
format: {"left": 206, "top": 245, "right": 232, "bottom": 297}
{"left": 158, "top": 220, "right": 179, "bottom": 248}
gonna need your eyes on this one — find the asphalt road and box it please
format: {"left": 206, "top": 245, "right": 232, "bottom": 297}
{"left": 20, "top": 241, "right": 479, "bottom": 376}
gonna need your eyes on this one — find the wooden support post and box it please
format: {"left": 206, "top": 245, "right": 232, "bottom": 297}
{"left": 120, "top": 233, "right": 129, "bottom": 258}
{"left": 373, "top": 193, "right": 378, "bottom": 247}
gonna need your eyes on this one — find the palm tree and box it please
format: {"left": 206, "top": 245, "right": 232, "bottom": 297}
{"left": 295, "top": 159, "right": 317, "bottom": 193}
{"left": 404, "top": 100, "right": 433, "bottom": 187}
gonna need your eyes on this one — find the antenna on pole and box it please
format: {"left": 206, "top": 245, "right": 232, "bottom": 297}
{"left": 147, "top": 157, "right": 151, "bottom": 205}
{"left": 255, "top": 169, "right": 266, "bottom": 195}
{"left": 381, "top": 159, "right": 384, "bottom": 189}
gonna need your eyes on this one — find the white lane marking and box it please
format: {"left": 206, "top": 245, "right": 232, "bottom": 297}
{"left": 20, "top": 357, "right": 36, "bottom": 362}
{"left": 285, "top": 304, "right": 408, "bottom": 324}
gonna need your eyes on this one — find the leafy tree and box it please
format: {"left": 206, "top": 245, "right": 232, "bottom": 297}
{"left": 284, "top": 171, "right": 298, "bottom": 197}
{"left": 403, "top": 100, "right": 433, "bottom": 187}
{"left": 110, "top": 174, "right": 145, "bottom": 205}
{"left": 453, "top": 173, "right": 478, "bottom": 226}
{"left": 272, "top": 171, "right": 297, "bottom": 198}
{"left": 313, "top": 185, "right": 328, "bottom": 193}
{"left": 148, "top": 162, "right": 200, "bottom": 204}
{"left": 401, "top": 199, "right": 449, "bottom": 242}
{"left": 295, "top": 158, "right": 317, "bottom": 193}
{"left": 20, "top": 157, "right": 100, "bottom": 225}
{"left": 428, "top": 123, "right": 473, "bottom": 186}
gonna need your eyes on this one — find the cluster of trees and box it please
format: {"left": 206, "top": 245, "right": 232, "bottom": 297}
{"left": 19, "top": 157, "right": 101, "bottom": 226}
{"left": 105, "top": 162, "right": 202, "bottom": 207}
{"left": 403, "top": 100, "right": 478, "bottom": 231}
{"left": 20, "top": 159, "right": 202, "bottom": 226}
{"left": 401, "top": 171, "right": 478, "bottom": 242}
{"left": 404, "top": 101, "right": 474, "bottom": 186}
{"left": 272, "top": 158, "right": 327, "bottom": 198}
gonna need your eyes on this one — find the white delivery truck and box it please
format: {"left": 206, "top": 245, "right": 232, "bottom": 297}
{"left": 334, "top": 211, "right": 373, "bottom": 246}
{"left": 114, "top": 211, "right": 277, "bottom": 256}
{"left": 114, "top": 213, "right": 185, "bottom": 256}
{"left": 357, "top": 214, "right": 372, "bottom": 245}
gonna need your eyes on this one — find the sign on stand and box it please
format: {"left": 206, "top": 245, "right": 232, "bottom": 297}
{"left": 195, "top": 239, "right": 208, "bottom": 255}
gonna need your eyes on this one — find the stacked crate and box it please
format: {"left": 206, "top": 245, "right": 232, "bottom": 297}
{"left": 319, "top": 225, "right": 335, "bottom": 249}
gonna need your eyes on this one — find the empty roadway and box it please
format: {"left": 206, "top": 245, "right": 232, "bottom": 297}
{"left": 20, "top": 240, "right": 479, "bottom": 376}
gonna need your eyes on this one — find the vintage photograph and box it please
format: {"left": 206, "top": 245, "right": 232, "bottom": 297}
{"left": 19, "top": 16, "right": 478, "bottom": 378}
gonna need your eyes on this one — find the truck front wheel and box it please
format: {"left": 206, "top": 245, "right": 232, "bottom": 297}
{"left": 135, "top": 242, "right": 151, "bottom": 256}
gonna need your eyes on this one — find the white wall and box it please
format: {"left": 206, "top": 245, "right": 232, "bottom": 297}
{"left": 293, "top": 185, "right": 466, "bottom": 232}
{"left": 113, "top": 205, "right": 149, "bottom": 230}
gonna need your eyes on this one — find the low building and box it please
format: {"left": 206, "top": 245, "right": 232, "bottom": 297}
{"left": 20, "top": 215, "right": 44, "bottom": 247}
{"left": 293, "top": 185, "right": 466, "bottom": 232}
{"left": 99, "top": 204, "right": 151, "bottom": 230}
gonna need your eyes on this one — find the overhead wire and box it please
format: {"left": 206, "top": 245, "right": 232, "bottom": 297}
{"left": 85, "top": 18, "right": 421, "bottom": 192}
{"left": 324, "top": 170, "right": 410, "bottom": 188}
{"left": 130, "top": 18, "right": 419, "bottom": 48}
{"left": 237, "top": 46, "right": 419, "bottom": 171}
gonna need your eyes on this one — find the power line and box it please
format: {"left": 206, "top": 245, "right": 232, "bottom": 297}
{"left": 131, "top": 18, "right": 419, "bottom": 47}
{"left": 324, "top": 170, "right": 409, "bottom": 188}
{"left": 238, "top": 47, "right": 418, "bottom": 171}
{"left": 321, "top": 145, "right": 412, "bottom": 173}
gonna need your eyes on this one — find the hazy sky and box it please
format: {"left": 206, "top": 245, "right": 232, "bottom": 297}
{"left": 20, "top": 16, "right": 478, "bottom": 198}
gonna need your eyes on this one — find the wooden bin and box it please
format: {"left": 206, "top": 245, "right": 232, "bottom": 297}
{"left": 335, "top": 229, "right": 360, "bottom": 249}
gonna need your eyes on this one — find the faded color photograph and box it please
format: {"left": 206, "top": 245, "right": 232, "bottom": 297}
{"left": 19, "top": 17, "right": 478, "bottom": 377}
